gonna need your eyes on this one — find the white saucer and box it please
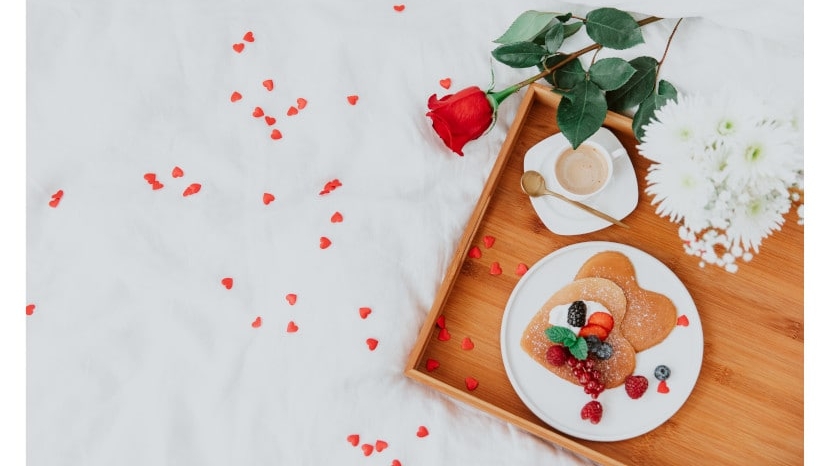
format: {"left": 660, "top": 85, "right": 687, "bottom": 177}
{"left": 523, "top": 127, "right": 638, "bottom": 235}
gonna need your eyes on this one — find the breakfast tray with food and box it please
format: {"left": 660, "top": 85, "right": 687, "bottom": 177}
{"left": 403, "top": 83, "right": 804, "bottom": 466}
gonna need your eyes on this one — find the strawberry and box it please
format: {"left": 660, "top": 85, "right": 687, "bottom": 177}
{"left": 625, "top": 375, "right": 649, "bottom": 399}
{"left": 545, "top": 345, "right": 570, "bottom": 366}
{"left": 580, "top": 400, "right": 603, "bottom": 424}
{"left": 587, "top": 312, "right": 614, "bottom": 333}
{"left": 578, "top": 323, "right": 609, "bottom": 341}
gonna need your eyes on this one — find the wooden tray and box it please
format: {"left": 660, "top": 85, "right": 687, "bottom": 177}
{"left": 404, "top": 83, "right": 804, "bottom": 465}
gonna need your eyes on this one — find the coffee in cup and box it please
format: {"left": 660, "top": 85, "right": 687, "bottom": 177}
{"left": 551, "top": 141, "right": 626, "bottom": 201}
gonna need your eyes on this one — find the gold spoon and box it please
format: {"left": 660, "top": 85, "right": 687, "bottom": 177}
{"left": 520, "top": 170, "right": 630, "bottom": 229}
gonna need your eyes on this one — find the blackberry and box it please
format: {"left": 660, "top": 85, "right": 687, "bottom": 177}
{"left": 654, "top": 365, "right": 671, "bottom": 380}
{"left": 567, "top": 300, "right": 587, "bottom": 327}
{"left": 592, "top": 342, "right": 614, "bottom": 360}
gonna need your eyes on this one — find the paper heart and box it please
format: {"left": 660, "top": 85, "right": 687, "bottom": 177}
{"left": 286, "top": 321, "right": 299, "bottom": 333}
{"left": 361, "top": 444, "right": 374, "bottom": 456}
{"left": 437, "top": 328, "right": 450, "bottom": 341}
{"left": 347, "top": 434, "right": 360, "bottom": 446}
{"left": 270, "top": 129, "right": 283, "bottom": 140}
{"left": 515, "top": 263, "right": 528, "bottom": 276}
{"left": 483, "top": 235, "right": 495, "bottom": 248}
{"left": 375, "top": 440, "right": 388, "bottom": 452}
{"left": 182, "top": 183, "right": 202, "bottom": 196}
{"left": 416, "top": 426, "right": 429, "bottom": 438}
{"left": 26, "top": 304, "right": 35, "bottom": 316}
{"left": 296, "top": 97, "right": 307, "bottom": 109}
{"left": 359, "top": 307, "right": 371, "bottom": 319}
{"left": 319, "top": 236, "right": 332, "bottom": 249}
{"left": 347, "top": 95, "right": 359, "bottom": 105}
{"left": 251, "top": 316, "right": 262, "bottom": 328}
{"left": 243, "top": 31, "right": 255, "bottom": 42}
{"left": 393, "top": 4, "right": 405, "bottom": 12}
{"left": 489, "top": 262, "right": 502, "bottom": 275}
{"left": 252, "top": 107, "right": 264, "bottom": 118}
{"left": 677, "top": 315, "right": 689, "bottom": 326}
{"left": 52, "top": 189, "right": 64, "bottom": 199}
{"left": 232, "top": 43, "right": 244, "bottom": 53}
{"left": 435, "top": 315, "right": 445, "bottom": 329}
{"left": 264, "top": 115, "right": 276, "bottom": 126}
{"left": 171, "top": 166, "right": 184, "bottom": 178}
{"left": 366, "top": 338, "right": 379, "bottom": 351}
{"left": 425, "top": 359, "right": 439, "bottom": 371}
{"left": 287, "top": 106, "right": 299, "bottom": 116}
{"left": 263, "top": 192, "right": 276, "bottom": 205}
{"left": 439, "top": 78, "right": 452, "bottom": 89}
{"left": 221, "top": 277, "right": 233, "bottom": 289}
{"left": 286, "top": 294, "right": 297, "bottom": 305}
{"left": 465, "top": 376, "right": 479, "bottom": 391}
{"left": 467, "top": 246, "right": 481, "bottom": 259}
{"left": 151, "top": 181, "right": 164, "bottom": 190}
{"left": 330, "top": 211, "right": 343, "bottom": 223}
{"left": 230, "top": 91, "right": 242, "bottom": 102}
{"left": 262, "top": 79, "right": 274, "bottom": 91}
{"left": 392, "top": 461, "right": 401, "bottom": 466}
{"left": 144, "top": 173, "right": 157, "bottom": 183}
{"left": 657, "top": 380, "right": 670, "bottom": 394}
{"left": 48, "top": 197, "right": 61, "bottom": 208}
{"left": 461, "top": 337, "right": 474, "bottom": 350}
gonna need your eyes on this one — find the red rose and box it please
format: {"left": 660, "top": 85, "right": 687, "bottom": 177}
{"left": 426, "top": 86, "right": 496, "bottom": 156}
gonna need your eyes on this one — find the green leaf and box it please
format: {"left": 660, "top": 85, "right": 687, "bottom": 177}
{"left": 537, "top": 54, "right": 570, "bottom": 85}
{"left": 491, "top": 42, "right": 548, "bottom": 68}
{"left": 552, "top": 59, "right": 585, "bottom": 89}
{"left": 555, "top": 13, "right": 572, "bottom": 22}
{"left": 544, "top": 21, "right": 565, "bottom": 53}
{"left": 633, "top": 79, "right": 678, "bottom": 141}
{"left": 569, "top": 337, "right": 589, "bottom": 360}
{"left": 588, "top": 57, "right": 636, "bottom": 91}
{"left": 658, "top": 79, "right": 678, "bottom": 99}
{"left": 563, "top": 21, "right": 583, "bottom": 38}
{"left": 545, "top": 326, "right": 577, "bottom": 344}
{"left": 605, "top": 56, "right": 658, "bottom": 111}
{"left": 557, "top": 81, "right": 607, "bottom": 149}
{"left": 494, "top": 10, "right": 559, "bottom": 44}
{"left": 584, "top": 7, "right": 644, "bottom": 50}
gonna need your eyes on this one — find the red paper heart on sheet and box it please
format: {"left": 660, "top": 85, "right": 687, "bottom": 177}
{"left": 144, "top": 173, "right": 157, "bottom": 183}
{"left": 296, "top": 97, "right": 307, "bottom": 109}
{"left": 52, "top": 189, "right": 64, "bottom": 199}
{"left": 151, "top": 181, "right": 164, "bottom": 190}
{"left": 435, "top": 315, "right": 445, "bottom": 329}
{"left": 171, "top": 166, "right": 184, "bottom": 178}
{"left": 489, "top": 262, "right": 502, "bottom": 275}
{"left": 437, "top": 328, "right": 451, "bottom": 341}
{"left": 657, "top": 380, "right": 670, "bottom": 394}
{"left": 361, "top": 444, "right": 374, "bottom": 456}
{"left": 392, "top": 460, "right": 401, "bottom": 466}
{"left": 467, "top": 246, "right": 481, "bottom": 259}
{"left": 483, "top": 235, "right": 495, "bottom": 248}
{"left": 515, "top": 263, "right": 528, "bottom": 276}
{"left": 263, "top": 79, "right": 274, "bottom": 91}
{"left": 393, "top": 4, "right": 405, "bottom": 12}
{"left": 347, "top": 434, "right": 360, "bottom": 446}
{"left": 286, "top": 321, "right": 299, "bottom": 333}
{"left": 270, "top": 129, "right": 283, "bottom": 140}
{"left": 330, "top": 211, "right": 343, "bottom": 223}
{"left": 251, "top": 316, "right": 262, "bottom": 328}
{"left": 439, "top": 78, "right": 452, "bottom": 89}
{"left": 182, "top": 183, "right": 202, "bottom": 196}
{"left": 465, "top": 376, "right": 479, "bottom": 391}
{"left": 416, "top": 426, "right": 429, "bottom": 438}
{"left": 347, "top": 95, "right": 359, "bottom": 105}
{"left": 263, "top": 192, "right": 275, "bottom": 205}
{"left": 366, "top": 338, "right": 379, "bottom": 351}
{"left": 286, "top": 294, "right": 297, "bottom": 305}
{"left": 677, "top": 315, "right": 689, "bottom": 326}
{"left": 287, "top": 106, "right": 299, "bottom": 116}
{"left": 375, "top": 440, "right": 388, "bottom": 452}
{"left": 243, "top": 31, "right": 255, "bottom": 42}
{"left": 232, "top": 43, "right": 245, "bottom": 53}
{"left": 230, "top": 91, "right": 242, "bottom": 102}
{"left": 264, "top": 115, "right": 276, "bottom": 126}
{"left": 26, "top": 304, "right": 35, "bottom": 316}
{"left": 425, "top": 359, "right": 439, "bottom": 371}
{"left": 252, "top": 107, "right": 264, "bottom": 118}
{"left": 48, "top": 197, "right": 61, "bottom": 208}
{"left": 461, "top": 337, "right": 474, "bottom": 350}
{"left": 359, "top": 307, "right": 372, "bottom": 319}
{"left": 221, "top": 277, "right": 233, "bottom": 289}
{"left": 319, "top": 237, "right": 332, "bottom": 249}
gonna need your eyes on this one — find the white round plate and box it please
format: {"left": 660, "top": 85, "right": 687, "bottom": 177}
{"left": 500, "top": 241, "right": 703, "bottom": 441}
{"left": 524, "top": 127, "right": 638, "bottom": 235}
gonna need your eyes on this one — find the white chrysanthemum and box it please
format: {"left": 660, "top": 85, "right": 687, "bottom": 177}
{"left": 706, "top": 87, "right": 767, "bottom": 141}
{"left": 645, "top": 154, "right": 714, "bottom": 227}
{"left": 725, "top": 194, "right": 789, "bottom": 251}
{"left": 722, "top": 121, "right": 802, "bottom": 186}
{"left": 638, "top": 93, "right": 708, "bottom": 163}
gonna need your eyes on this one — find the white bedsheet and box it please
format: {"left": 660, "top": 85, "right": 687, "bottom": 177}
{"left": 25, "top": 1, "right": 803, "bottom": 464}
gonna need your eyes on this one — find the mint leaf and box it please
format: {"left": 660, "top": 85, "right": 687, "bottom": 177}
{"left": 491, "top": 42, "right": 548, "bottom": 68}
{"left": 584, "top": 8, "right": 644, "bottom": 50}
{"left": 588, "top": 57, "right": 636, "bottom": 91}
{"left": 569, "top": 337, "right": 589, "bottom": 360}
{"left": 556, "top": 80, "right": 607, "bottom": 149}
{"left": 545, "top": 326, "right": 577, "bottom": 344}
{"left": 494, "top": 11, "right": 559, "bottom": 44}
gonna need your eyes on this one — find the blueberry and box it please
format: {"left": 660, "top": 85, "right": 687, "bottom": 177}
{"left": 593, "top": 342, "right": 613, "bottom": 360}
{"left": 654, "top": 364, "right": 671, "bottom": 380}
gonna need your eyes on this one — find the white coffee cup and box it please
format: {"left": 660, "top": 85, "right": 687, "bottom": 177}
{"left": 550, "top": 140, "right": 627, "bottom": 201}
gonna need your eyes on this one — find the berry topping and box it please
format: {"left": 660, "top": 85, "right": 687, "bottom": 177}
{"left": 587, "top": 311, "right": 614, "bottom": 332}
{"left": 545, "top": 345, "right": 570, "bottom": 366}
{"left": 625, "top": 375, "right": 649, "bottom": 399}
{"left": 654, "top": 365, "right": 671, "bottom": 381}
{"left": 567, "top": 301, "right": 587, "bottom": 327}
{"left": 578, "top": 323, "right": 609, "bottom": 341}
{"left": 591, "top": 341, "right": 614, "bottom": 360}
{"left": 580, "top": 400, "right": 603, "bottom": 424}
{"left": 584, "top": 335, "right": 601, "bottom": 351}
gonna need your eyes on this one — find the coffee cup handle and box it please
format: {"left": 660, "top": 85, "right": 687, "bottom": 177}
{"left": 611, "top": 147, "right": 628, "bottom": 160}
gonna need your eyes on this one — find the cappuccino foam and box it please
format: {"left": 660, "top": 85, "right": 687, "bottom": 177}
{"left": 554, "top": 145, "right": 609, "bottom": 195}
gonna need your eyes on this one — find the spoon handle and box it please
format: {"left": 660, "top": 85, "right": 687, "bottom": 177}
{"left": 545, "top": 189, "right": 630, "bottom": 229}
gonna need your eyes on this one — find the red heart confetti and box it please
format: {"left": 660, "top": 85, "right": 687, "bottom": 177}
{"left": 461, "top": 337, "right": 474, "bottom": 350}
{"left": 347, "top": 434, "right": 360, "bottom": 446}
{"left": 392, "top": 460, "right": 402, "bottom": 466}
{"left": 221, "top": 277, "right": 233, "bottom": 289}
{"left": 320, "top": 236, "right": 332, "bottom": 249}
{"left": 232, "top": 43, "right": 245, "bottom": 53}
{"left": 26, "top": 304, "right": 35, "bottom": 316}
{"left": 171, "top": 166, "right": 184, "bottom": 178}
{"left": 393, "top": 4, "right": 405, "bottom": 12}
{"left": 515, "top": 263, "right": 528, "bottom": 276}
{"left": 151, "top": 181, "right": 164, "bottom": 190}
{"left": 437, "top": 328, "right": 450, "bottom": 341}
{"left": 657, "top": 380, "right": 670, "bottom": 394}
{"left": 263, "top": 192, "right": 276, "bottom": 205}
{"left": 416, "top": 426, "right": 429, "bottom": 438}
{"left": 330, "top": 211, "right": 343, "bottom": 223}
{"left": 425, "top": 359, "right": 439, "bottom": 371}
{"left": 439, "top": 78, "right": 452, "bottom": 89}
{"left": 347, "top": 95, "right": 359, "bottom": 105}
{"left": 270, "top": 129, "right": 283, "bottom": 140}
{"left": 361, "top": 444, "right": 374, "bottom": 456}
{"left": 489, "top": 262, "right": 502, "bottom": 275}
{"left": 243, "top": 31, "right": 255, "bottom": 42}
{"left": 483, "top": 235, "right": 495, "bottom": 248}
{"left": 252, "top": 107, "right": 264, "bottom": 118}
{"left": 296, "top": 97, "right": 307, "bottom": 110}
{"left": 375, "top": 440, "right": 388, "bottom": 452}
{"left": 230, "top": 91, "right": 242, "bottom": 102}
{"left": 435, "top": 315, "right": 445, "bottom": 329}
{"left": 319, "top": 179, "right": 342, "bottom": 195}
{"left": 251, "top": 316, "right": 262, "bottom": 328}
{"left": 366, "top": 338, "right": 379, "bottom": 351}
{"left": 467, "top": 246, "right": 481, "bottom": 259}
{"left": 287, "top": 106, "right": 299, "bottom": 116}
{"left": 182, "top": 183, "right": 202, "bottom": 196}
{"left": 262, "top": 79, "right": 274, "bottom": 91}
{"left": 677, "top": 315, "right": 689, "bottom": 326}
{"left": 286, "top": 293, "right": 297, "bottom": 305}
{"left": 359, "top": 307, "right": 372, "bottom": 319}
{"left": 48, "top": 197, "right": 61, "bottom": 208}
{"left": 264, "top": 115, "right": 276, "bottom": 126}
{"left": 465, "top": 376, "right": 479, "bottom": 391}
{"left": 286, "top": 321, "right": 299, "bottom": 333}
{"left": 144, "top": 173, "right": 157, "bottom": 183}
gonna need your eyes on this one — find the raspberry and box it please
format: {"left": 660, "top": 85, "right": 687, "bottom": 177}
{"left": 567, "top": 301, "right": 587, "bottom": 327}
{"left": 624, "top": 375, "right": 649, "bottom": 399}
{"left": 654, "top": 364, "right": 671, "bottom": 381}
{"left": 580, "top": 400, "right": 603, "bottom": 424}
{"left": 545, "top": 345, "right": 570, "bottom": 366}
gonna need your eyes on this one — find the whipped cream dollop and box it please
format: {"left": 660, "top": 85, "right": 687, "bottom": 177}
{"left": 548, "top": 300, "right": 610, "bottom": 332}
